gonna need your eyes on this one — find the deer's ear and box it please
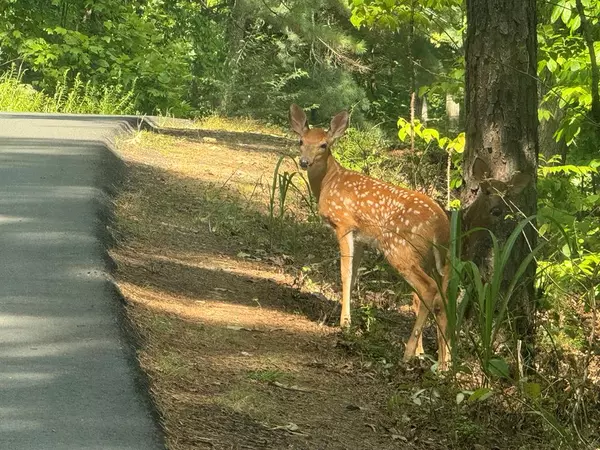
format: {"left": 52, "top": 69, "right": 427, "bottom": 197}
{"left": 508, "top": 172, "right": 531, "bottom": 195}
{"left": 472, "top": 157, "right": 491, "bottom": 182}
{"left": 328, "top": 110, "right": 349, "bottom": 140}
{"left": 289, "top": 104, "right": 308, "bottom": 136}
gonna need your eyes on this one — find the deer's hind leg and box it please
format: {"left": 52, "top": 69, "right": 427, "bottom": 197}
{"left": 399, "top": 264, "right": 439, "bottom": 362}
{"left": 404, "top": 267, "right": 450, "bottom": 369}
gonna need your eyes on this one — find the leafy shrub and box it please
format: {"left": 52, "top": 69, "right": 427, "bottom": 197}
{"left": 332, "top": 126, "right": 390, "bottom": 176}
{"left": 1, "top": 1, "right": 191, "bottom": 115}
{"left": 536, "top": 155, "right": 600, "bottom": 351}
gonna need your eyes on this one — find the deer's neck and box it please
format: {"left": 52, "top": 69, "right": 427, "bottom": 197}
{"left": 307, "top": 153, "right": 341, "bottom": 201}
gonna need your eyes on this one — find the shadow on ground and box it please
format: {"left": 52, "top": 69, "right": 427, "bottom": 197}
{"left": 112, "top": 158, "right": 421, "bottom": 343}
{"left": 159, "top": 127, "right": 295, "bottom": 155}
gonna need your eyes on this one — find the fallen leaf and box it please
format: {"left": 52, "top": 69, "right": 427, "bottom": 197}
{"left": 271, "top": 381, "right": 316, "bottom": 393}
{"left": 226, "top": 325, "right": 263, "bottom": 332}
{"left": 366, "top": 423, "right": 377, "bottom": 432}
{"left": 391, "top": 434, "right": 408, "bottom": 442}
{"left": 213, "top": 287, "right": 233, "bottom": 293}
{"left": 271, "top": 423, "right": 309, "bottom": 436}
{"left": 240, "top": 351, "right": 252, "bottom": 356}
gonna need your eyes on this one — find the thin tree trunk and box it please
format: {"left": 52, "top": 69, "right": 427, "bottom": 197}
{"left": 575, "top": 0, "right": 600, "bottom": 139}
{"left": 464, "top": 0, "right": 539, "bottom": 365}
{"left": 408, "top": 0, "right": 417, "bottom": 189}
{"left": 221, "top": 0, "right": 247, "bottom": 114}
{"left": 446, "top": 93, "right": 460, "bottom": 130}
{"left": 421, "top": 94, "right": 428, "bottom": 125}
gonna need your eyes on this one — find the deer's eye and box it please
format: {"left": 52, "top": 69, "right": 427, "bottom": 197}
{"left": 320, "top": 143, "right": 327, "bottom": 149}
{"left": 299, "top": 139, "right": 303, "bottom": 146}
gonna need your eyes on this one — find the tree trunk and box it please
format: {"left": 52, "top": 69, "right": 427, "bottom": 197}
{"left": 221, "top": 0, "right": 248, "bottom": 114}
{"left": 464, "top": 0, "right": 539, "bottom": 363}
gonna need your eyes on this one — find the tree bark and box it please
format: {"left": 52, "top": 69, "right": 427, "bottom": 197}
{"left": 464, "top": 0, "right": 539, "bottom": 362}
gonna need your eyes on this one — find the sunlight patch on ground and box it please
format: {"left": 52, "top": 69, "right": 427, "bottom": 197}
{"left": 117, "top": 250, "right": 290, "bottom": 285}
{"left": 120, "top": 281, "right": 331, "bottom": 336}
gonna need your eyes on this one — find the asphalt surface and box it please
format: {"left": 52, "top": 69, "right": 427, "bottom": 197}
{"left": 0, "top": 114, "right": 165, "bottom": 449}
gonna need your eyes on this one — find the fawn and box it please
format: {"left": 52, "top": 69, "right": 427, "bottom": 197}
{"left": 289, "top": 104, "right": 451, "bottom": 368}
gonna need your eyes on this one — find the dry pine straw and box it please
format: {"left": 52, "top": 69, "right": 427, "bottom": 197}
{"left": 110, "top": 129, "right": 555, "bottom": 450}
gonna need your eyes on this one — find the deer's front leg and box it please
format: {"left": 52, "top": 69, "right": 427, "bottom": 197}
{"left": 337, "top": 229, "right": 355, "bottom": 328}
{"left": 351, "top": 241, "right": 364, "bottom": 293}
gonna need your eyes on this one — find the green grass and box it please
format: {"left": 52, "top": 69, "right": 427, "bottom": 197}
{"left": 0, "top": 67, "right": 136, "bottom": 114}
{"left": 157, "top": 113, "right": 287, "bottom": 136}
{"left": 247, "top": 369, "right": 287, "bottom": 383}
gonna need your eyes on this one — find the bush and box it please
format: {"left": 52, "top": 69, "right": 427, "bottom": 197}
{"left": 332, "top": 126, "right": 390, "bottom": 176}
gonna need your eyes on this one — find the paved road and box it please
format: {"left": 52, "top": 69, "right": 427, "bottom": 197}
{"left": 0, "top": 114, "right": 165, "bottom": 449}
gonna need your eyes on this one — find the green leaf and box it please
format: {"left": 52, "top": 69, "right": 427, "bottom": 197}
{"left": 570, "top": 14, "right": 581, "bottom": 31}
{"left": 469, "top": 387, "right": 493, "bottom": 402}
{"left": 537, "top": 59, "right": 547, "bottom": 73}
{"left": 551, "top": 6, "right": 562, "bottom": 23}
{"left": 538, "top": 108, "right": 552, "bottom": 122}
{"left": 422, "top": 127, "right": 440, "bottom": 143}
{"left": 398, "top": 127, "right": 408, "bottom": 142}
{"left": 487, "top": 358, "right": 510, "bottom": 378}
{"left": 522, "top": 382, "right": 541, "bottom": 400}
{"left": 569, "top": 60, "right": 581, "bottom": 71}
{"left": 561, "top": 6, "right": 572, "bottom": 24}
{"left": 350, "top": 14, "right": 364, "bottom": 28}
{"left": 547, "top": 58, "right": 558, "bottom": 73}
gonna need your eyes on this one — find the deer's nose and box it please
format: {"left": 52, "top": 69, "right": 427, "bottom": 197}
{"left": 299, "top": 157, "right": 309, "bottom": 169}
